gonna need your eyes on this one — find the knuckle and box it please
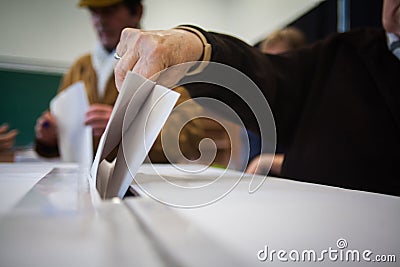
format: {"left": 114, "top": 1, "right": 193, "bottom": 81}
{"left": 137, "top": 31, "right": 161, "bottom": 52}
{"left": 121, "top": 27, "right": 140, "bottom": 40}
{"left": 120, "top": 28, "right": 130, "bottom": 40}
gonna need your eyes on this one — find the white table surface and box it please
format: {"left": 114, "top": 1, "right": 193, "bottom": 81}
{"left": 0, "top": 162, "right": 399, "bottom": 266}
{"left": 0, "top": 162, "right": 166, "bottom": 267}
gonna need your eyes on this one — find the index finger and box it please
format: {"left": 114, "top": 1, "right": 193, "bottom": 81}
{"left": 115, "top": 28, "right": 141, "bottom": 90}
{"left": 0, "top": 124, "right": 9, "bottom": 134}
{"left": 0, "top": 129, "right": 18, "bottom": 142}
{"left": 88, "top": 103, "right": 113, "bottom": 111}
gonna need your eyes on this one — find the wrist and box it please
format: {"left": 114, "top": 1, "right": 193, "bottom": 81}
{"left": 174, "top": 25, "right": 212, "bottom": 75}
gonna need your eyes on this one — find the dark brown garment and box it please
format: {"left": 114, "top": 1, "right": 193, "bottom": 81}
{"left": 185, "top": 27, "right": 400, "bottom": 196}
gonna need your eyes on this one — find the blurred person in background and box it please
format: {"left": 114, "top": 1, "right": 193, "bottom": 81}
{"left": 35, "top": 0, "right": 204, "bottom": 163}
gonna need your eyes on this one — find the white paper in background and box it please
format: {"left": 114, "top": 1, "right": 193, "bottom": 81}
{"left": 50, "top": 82, "right": 93, "bottom": 168}
{"left": 91, "top": 72, "right": 180, "bottom": 199}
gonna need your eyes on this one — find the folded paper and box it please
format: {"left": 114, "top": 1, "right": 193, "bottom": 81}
{"left": 90, "top": 72, "right": 180, "bottom": 199}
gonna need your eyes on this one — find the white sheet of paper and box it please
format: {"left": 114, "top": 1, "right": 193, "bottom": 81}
{"left": 50, "top": 82, "right": 93, "bottom": 168}
{"left": 91, "top": 72, "right": 154, "bottom": 190}
{"left": 98, "top": 73, "right": 155, "bottom": 163}
{"left": 91, "top": 72, "right": 179, "bottom": 199}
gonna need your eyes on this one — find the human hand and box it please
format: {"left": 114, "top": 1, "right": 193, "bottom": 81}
{"left": 85, "top": 103, "right": 113, "bottom": 137}
{"left": 0, "top": 124, "right": 18, "bottom": 151}
{"left": 245, "top": 153, "right": 284, "bottom": 176}
{"left": 114, "top": 28, "right": 204, "bottom": 89}
{"left": 35, "top": 111, "right": 58, "bottom": 146}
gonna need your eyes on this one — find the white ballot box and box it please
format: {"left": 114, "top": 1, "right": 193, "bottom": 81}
{"left": 1, "top": 162, "right": 399, "bottom": 267}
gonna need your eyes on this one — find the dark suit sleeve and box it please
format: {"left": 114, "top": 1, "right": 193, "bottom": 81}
{"left": 182, "top": 25, "right": 320, "bottom": 149}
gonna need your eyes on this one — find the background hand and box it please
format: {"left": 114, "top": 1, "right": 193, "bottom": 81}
{"left": 0, "top": 124, "right": 18, "bottom": 151}
{"left": 246, "top": 153, "right": 284, "bottom": 176}
{"left": 85, "top": 103, "right": 113, "bottom": 137}
{"left": 35, "top": 111, "right": 58, "bottom": 146}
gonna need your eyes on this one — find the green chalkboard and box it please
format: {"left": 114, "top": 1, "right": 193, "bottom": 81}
{"left": 0, "top": 69, "right": 62, "bottom": 147}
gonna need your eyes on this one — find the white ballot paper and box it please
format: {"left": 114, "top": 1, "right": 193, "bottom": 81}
{"left": 50, "top": 82, "right": 93, "bottom": 168}
{"left": 90, "top": 72, "right": 180, "bottom": 199}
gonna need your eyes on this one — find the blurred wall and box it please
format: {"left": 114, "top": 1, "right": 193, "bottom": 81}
{"left": 0, "top": 0, "right": 323, "bottom": 72}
